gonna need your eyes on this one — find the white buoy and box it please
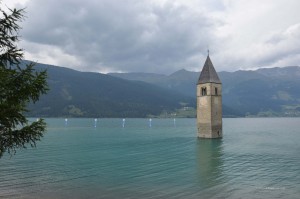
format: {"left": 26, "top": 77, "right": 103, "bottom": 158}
{"left": 122, "top": 118, "right": 126, "bottom": 128}
{"left": 65, "top": 118, "right": 68, "bottom": 126}
{"left": 173, "top": 118, "right": 176, "bottom": 127}
{"left": 149, "top": 118, "right": 152, "bottom": 127}
{"left": 94, "top": 118, "right": 98, "bottom": 128}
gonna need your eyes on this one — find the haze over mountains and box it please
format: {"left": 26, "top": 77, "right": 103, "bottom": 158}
{"left": 25, "top": 61, "right": 300, "bottom": 117}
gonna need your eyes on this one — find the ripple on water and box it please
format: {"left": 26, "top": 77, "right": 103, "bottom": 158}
{"left": 0, "top": 118, "right": 300, "bottom": 199}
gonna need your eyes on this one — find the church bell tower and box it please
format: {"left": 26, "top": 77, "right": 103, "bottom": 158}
{"left": 197, "top": 55, "right": 222, "bottom": 138}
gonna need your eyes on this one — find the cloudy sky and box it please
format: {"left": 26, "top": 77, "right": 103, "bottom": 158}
{"left": 2, "top": 0, "right": 300, "bottom": 74}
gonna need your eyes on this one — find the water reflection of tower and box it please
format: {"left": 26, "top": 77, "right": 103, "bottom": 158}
{"left": 196, "top": 139, "right": 224, "bottom": 195}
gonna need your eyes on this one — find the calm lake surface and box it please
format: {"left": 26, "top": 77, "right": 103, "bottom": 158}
{"left": 1, "top": 118, "right": 300, "bottom": 199}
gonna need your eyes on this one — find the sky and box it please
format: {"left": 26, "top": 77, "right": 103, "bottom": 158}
{"left": 2, "top": 0, "right": 300, "bottom": 74}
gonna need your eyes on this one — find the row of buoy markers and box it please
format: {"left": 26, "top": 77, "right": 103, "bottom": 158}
{"left": 62, "top": 118, "right": 177, "bottom": 127}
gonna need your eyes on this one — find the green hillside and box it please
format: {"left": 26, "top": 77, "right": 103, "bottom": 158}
{"left": 25, "top": 62, "right": 194, "bottom": 118}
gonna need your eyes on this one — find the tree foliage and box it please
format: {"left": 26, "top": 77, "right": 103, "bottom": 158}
{"left": 0, "top": 2, "right": 48, "bottom": 157}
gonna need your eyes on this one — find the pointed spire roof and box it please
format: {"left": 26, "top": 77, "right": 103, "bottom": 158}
{"left": 197, "top": 55, "right": 221, "bottom": 84}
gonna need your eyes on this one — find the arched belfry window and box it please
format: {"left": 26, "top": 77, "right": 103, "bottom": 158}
{"left": 215, "top": 87, "right": 218, "bottom": 95}
{"left": 201, "top": 87, "right": 207, "bottom": 96}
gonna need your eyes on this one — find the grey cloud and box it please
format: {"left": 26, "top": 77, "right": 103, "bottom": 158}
{"left": 255, "top": 23, "right": 300, "bottom": 67}
{"left": 22, "top": 0, "right": 218, "bottom": 73}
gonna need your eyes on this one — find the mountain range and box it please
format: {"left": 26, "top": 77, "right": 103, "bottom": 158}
{"left": 25, "top": 61, "right": 300, "bottom": 117}
{"left": 110, "top": 66, "right": 300, "bottom": 117}
{"left": 25, "top": 61, "right": 194, "bottom": 118}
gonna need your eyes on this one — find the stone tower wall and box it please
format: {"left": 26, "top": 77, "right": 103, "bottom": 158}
{"left": 197, "top": 83, "right": 222, "bottom": 138}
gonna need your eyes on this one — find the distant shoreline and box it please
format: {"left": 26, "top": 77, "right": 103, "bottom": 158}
{"left": 27, "top": 116, "right": 300, "bottom": 119}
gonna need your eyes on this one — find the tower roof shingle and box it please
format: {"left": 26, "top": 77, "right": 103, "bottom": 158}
{"left": 197, "top": 55, "right": 221, "bottom": 84}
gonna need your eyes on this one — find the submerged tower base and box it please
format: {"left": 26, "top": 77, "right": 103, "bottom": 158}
{"left": 197, "top": 124, "right": 222, "bottom": 138}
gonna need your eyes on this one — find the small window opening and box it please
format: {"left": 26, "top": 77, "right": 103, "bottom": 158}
{"left": 215, "top": 87, "right": 218, "bottom": 95}
{"left": 217, "top": 131, "right": 220, "bottom": 136}
{"left": 201, "top": 87, "right": 207, "bottom": 96}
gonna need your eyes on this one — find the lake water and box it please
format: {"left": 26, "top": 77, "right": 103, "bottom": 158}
{"left": 0, "top": 118, "right": 300, "bottom": 199}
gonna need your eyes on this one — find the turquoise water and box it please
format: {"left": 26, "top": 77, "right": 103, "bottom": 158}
{"left": 0, "top": 118, "right": 300, "bottom": 199}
